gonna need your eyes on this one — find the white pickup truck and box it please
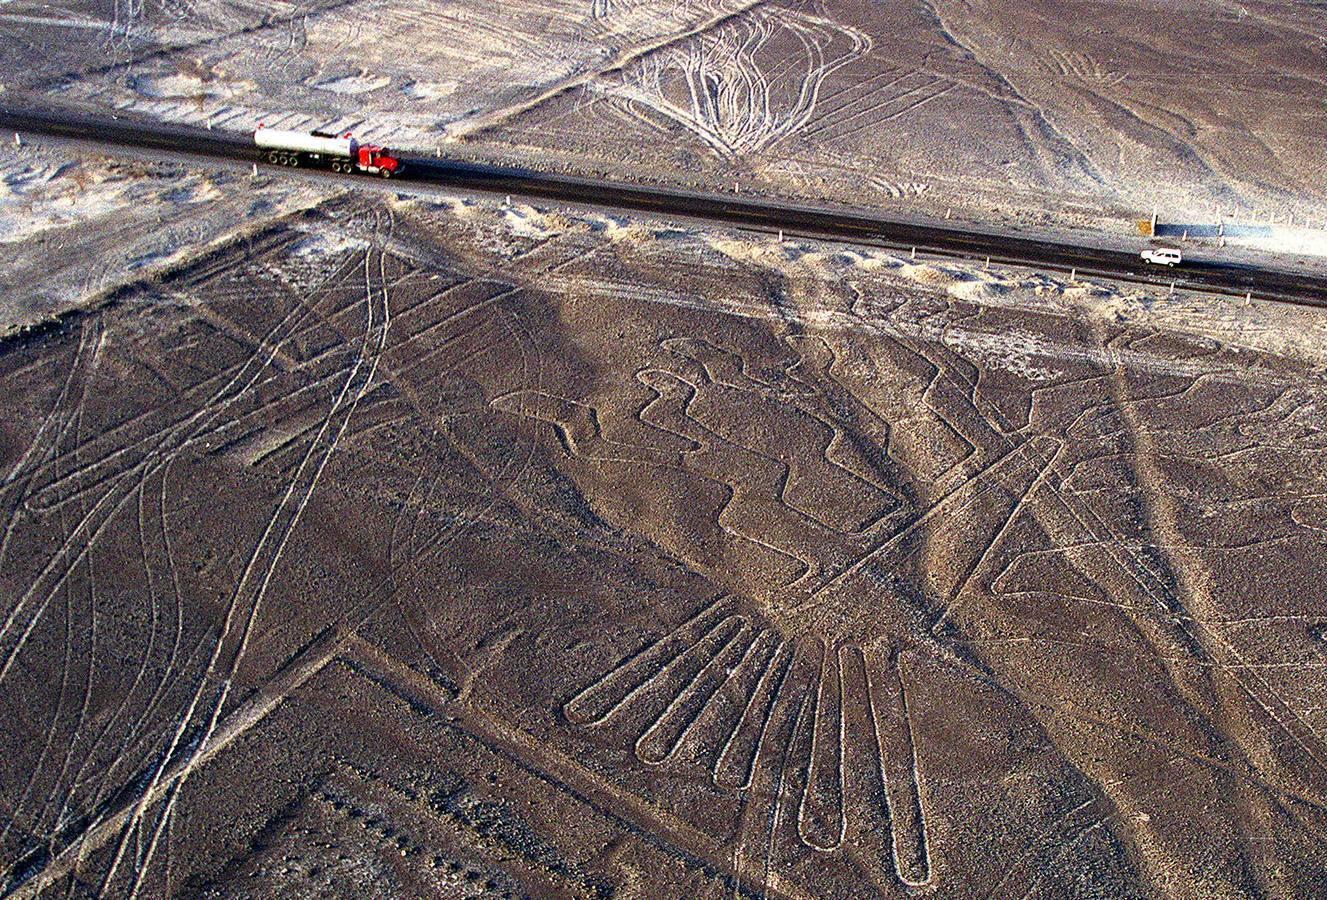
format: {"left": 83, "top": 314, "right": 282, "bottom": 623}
{"left": 1141, "top": 248, "right": 1182, "bottom": 266}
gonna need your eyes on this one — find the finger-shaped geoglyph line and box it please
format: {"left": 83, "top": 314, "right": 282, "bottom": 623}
{"left": 713, "top": 639, "right": 794, "bottom": 790}
{"left": 564, "top": 597, "right": 732, "bottom": 726}
{"left": 635, "top": 621, "right": 758, "bottom": 765}
{"left": 865, "top": 647, "right": 932, "bottom": 887}
{"left": 582, "top": 616, "right": 748, "bottom": 738}
{"left": 798, "top": 638, "right": 844, "bottom": 851}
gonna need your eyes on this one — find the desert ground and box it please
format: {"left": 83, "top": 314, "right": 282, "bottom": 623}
{"left": 2, "top": 176, "right": 1327, "bottom": 896}
{"left": 2, "top": 2, "right": 1327, "bottom": 898}
{"left": 3, "top": 1, "right": 1327, "bottom": 236}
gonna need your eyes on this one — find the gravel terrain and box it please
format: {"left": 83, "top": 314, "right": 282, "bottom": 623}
{"left": 2, "top": 3, "right": 1326, "bottom": 897}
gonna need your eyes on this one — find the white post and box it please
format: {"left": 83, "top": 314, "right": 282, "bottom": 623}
{"left": 13, "top": 133, "right": 20, "bottom": 148}
{"left": 252, "top": 162, "right": 258, "bottom": 177}
{"left": 945, "top": 207, "right": 952, "bottom": 220}
{"left": 1246, "top": 291, "right": 1252, "bottom": 306}
{"left": 911, "top": 246, "right": 917, "bottom": 260}
{"left": 777, "top": 229, "right": 784, "bottom": 243}
{"left": 1182, "top": 230, "right": 1188, "bottom": 242}
{"left": 1151, "top": 207, "right": 1158, "bottom": 235}
{"left": 1070, "top": 267, "right": 1076, "bottom": 281}
{"left": 1169, "top": 280, "right": 1176, "bottom": 297}
{"left": 985, "top": 256, "right": 990, "bottom": 270}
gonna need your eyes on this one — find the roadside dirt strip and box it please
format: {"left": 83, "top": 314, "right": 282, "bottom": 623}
{"left": 3, "top": 100, "right": 1325, "bottom": 307}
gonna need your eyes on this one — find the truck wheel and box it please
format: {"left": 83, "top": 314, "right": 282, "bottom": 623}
{"left": 268, "top": 151, "right": 280, "bottom": 164}
{"left": 289, "top": 155, "right": 299, "bottom": 167}
{"left": 380, "top": 169, "right": 392, "bottom": 179}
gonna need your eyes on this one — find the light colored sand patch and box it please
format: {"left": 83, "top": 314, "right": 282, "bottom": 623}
{"left": 1231, "top": 227, "right": 1327, "bottom": 258}
{"left": 402, "top": 80, "right": 459, "bottom": 101}
{"left": 0, "top": 162, "right": 133, "bottom": 243}
{"left": 946, "top": 274, "right": 1009, "bottom": 303}
{"left": 501, "top": 204, "right": 563, "bottom": 239}
{"left": 313, "top": 71, "right": 391, "bottom": 95}
{"left": 945, "top": 327, "right": 1065, "bottom": 382}
{"left": 131, "top": 71, "right": 253, "bottom": 101}
{"left": 290, "top": 230, "right": 371, "bottom": 259}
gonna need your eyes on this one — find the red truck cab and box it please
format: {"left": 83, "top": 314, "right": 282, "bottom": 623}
{"left": 357, "top": 144, "right": 402, "bottom": 178}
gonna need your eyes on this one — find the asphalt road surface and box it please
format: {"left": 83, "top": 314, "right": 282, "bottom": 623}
{"left": 3, "top": 101, "right": 1325, "bottom": 307}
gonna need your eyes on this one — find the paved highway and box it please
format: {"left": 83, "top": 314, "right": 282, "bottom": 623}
{"left": 3, "top": 102, "right": 1325, "bottom": 307}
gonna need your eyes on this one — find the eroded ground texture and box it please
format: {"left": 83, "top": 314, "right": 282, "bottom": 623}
{"left": 4, "top": 0, "right": 1327, "bottom": 233}
{"left": 2, "top": 192, "right": 1326, "bottom": 897}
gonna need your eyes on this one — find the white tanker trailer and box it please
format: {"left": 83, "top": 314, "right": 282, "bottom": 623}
{"left": 254, "top": 124, "right": 402, "bottom": 178}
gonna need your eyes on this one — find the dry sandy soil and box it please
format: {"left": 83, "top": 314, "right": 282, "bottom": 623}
{"left": 3, "top": 0, "right": 1327, "bottom": 237}
{"left": 3, "top": 3, "right": 1327, "bottom": 898}
{"left": 1, "top": 184, "right": 1326, "bottom": 897}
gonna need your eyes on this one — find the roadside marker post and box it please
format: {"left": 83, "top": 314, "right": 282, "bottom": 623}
{"left": 1070, "top": 267, "right": 1076, "bottom": 281}
{"left": 13, "top": 133, "right": 20, "bottom": 148}
{"left": 911, "top": 246, "right": 917, "bottom": 260}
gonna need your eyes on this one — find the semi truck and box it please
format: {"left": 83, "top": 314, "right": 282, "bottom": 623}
{"left": 254, "top": 125, "right": 402, "bottom": 178}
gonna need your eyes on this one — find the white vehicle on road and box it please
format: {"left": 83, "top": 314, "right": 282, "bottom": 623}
{"left": 1141, "top": 248, "right": 1182, "bottom": 267}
